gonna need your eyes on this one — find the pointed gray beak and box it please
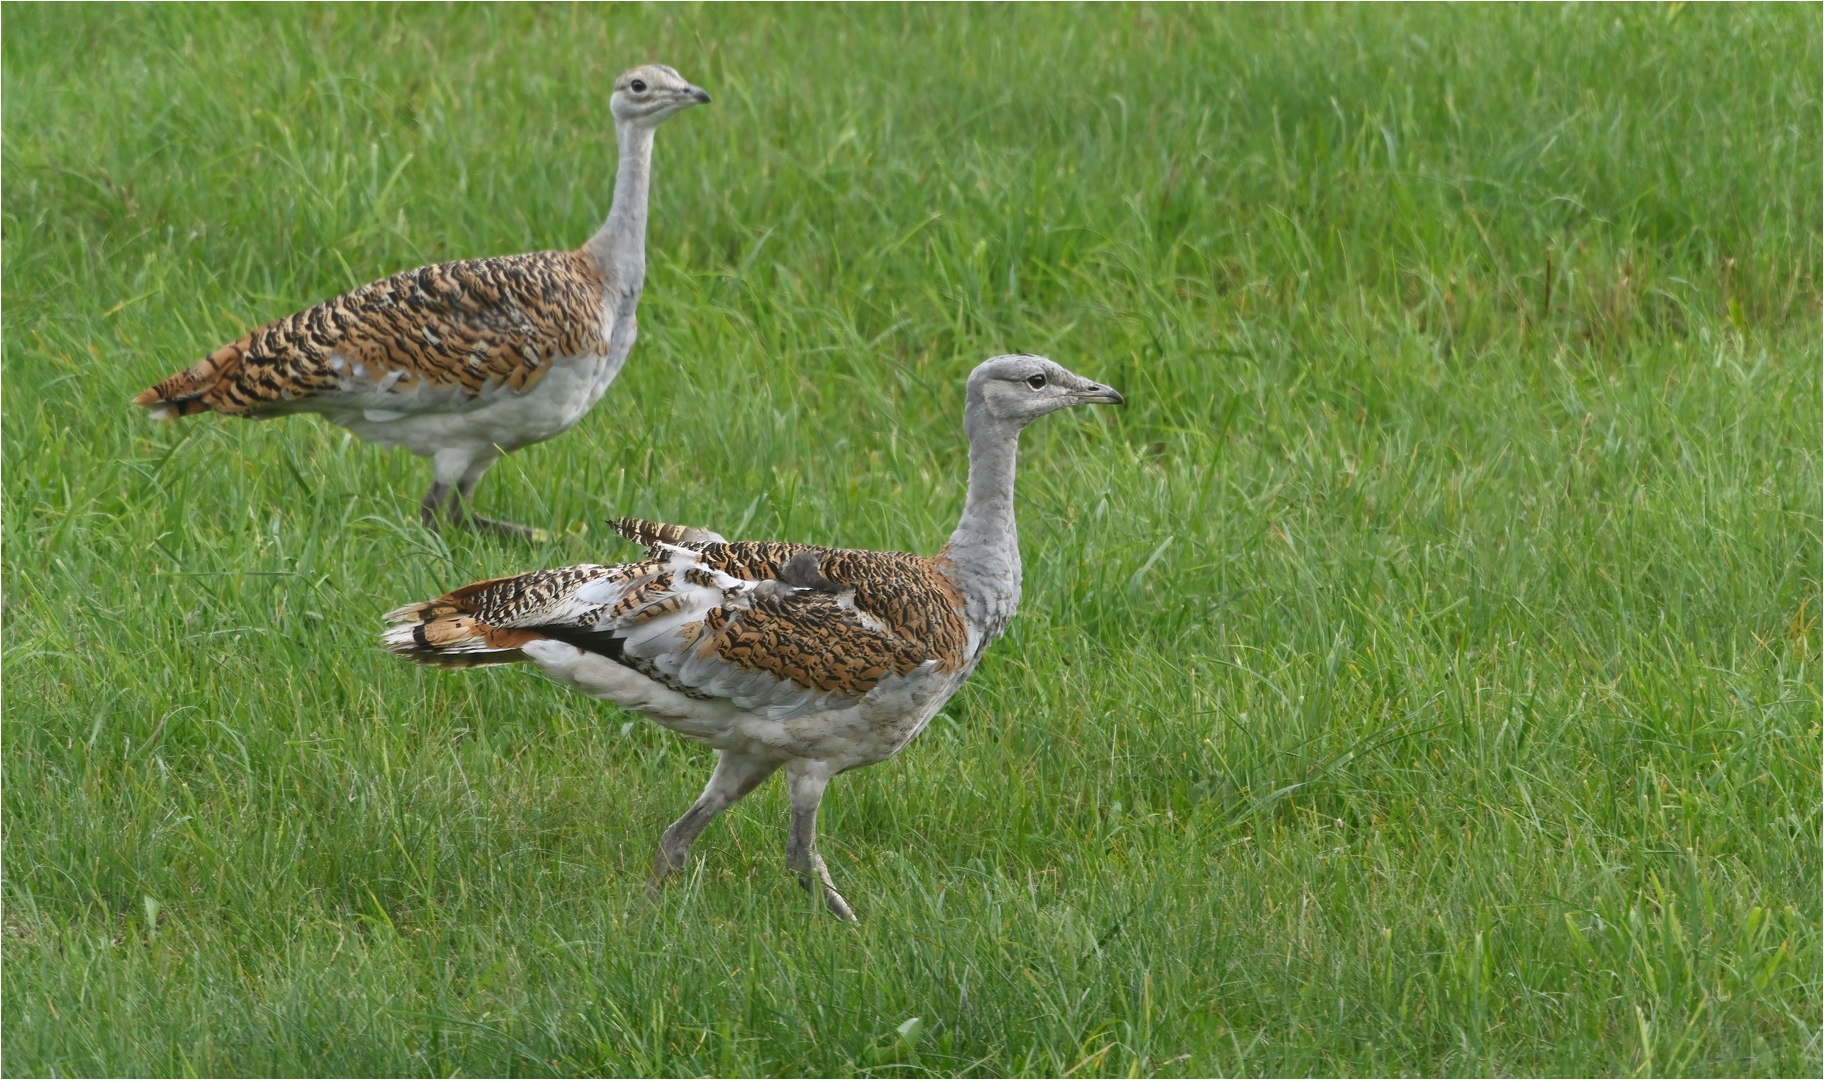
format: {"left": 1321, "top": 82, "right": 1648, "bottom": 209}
{"left": 1076, "top": 383, "right": 1124, "bottom": 406}
{"left": 687, "top": 86, "right": 711, "bottom": 105}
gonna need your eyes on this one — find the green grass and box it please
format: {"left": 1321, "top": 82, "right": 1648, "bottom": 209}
{"left": 3, "top": 4, "right": 1819, "bottom": 1075}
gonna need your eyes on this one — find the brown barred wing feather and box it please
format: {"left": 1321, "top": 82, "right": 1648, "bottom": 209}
{"left": 689, "top": 592, "right": 931, "bottom": 702}
{"left": 135, "top": 250, "right": 609, "bottom": 418}
{"left": 692, "top": 544, "right": 971, "bottom": 676}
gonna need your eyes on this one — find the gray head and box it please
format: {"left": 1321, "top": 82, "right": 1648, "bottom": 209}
{"left": 964, "top": 354, "right": 1124, "bottom": 431}
{"left": 610, "top": 64, "right": 711, "bottom": 126}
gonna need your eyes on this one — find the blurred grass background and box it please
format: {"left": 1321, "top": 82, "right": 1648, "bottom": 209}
{"left": 3, "top": 4, "right": 1818, "bottom": 1075}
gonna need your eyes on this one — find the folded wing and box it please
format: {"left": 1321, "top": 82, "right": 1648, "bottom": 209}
{"left": 383, "top": 519, "right": 969, "bottom": 720}
{"left": 134, "top": 250, "right": 607, "bottom": 419}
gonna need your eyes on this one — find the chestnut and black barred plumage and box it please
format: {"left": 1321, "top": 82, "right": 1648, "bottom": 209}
{"left": 133, "top": 64, "right": 711, "bottom": 539}
{"left": 136, "top": 252, "right": 609, "bottom": 418}
{"left": 382, "top": 355, "right": 1125, "bottom": 920}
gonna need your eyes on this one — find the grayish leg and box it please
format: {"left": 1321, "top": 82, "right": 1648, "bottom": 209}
{"left": 419, "top": 480, "right": 454, "bottom": 532}
{"left": 784, "top": 760, "right": 857, "bottom": 923}
{"left": 418, "top": 449, "right": 471, "bottom": 534}
{"left": 648, "top": 750, "right": 782, "bottom": 891}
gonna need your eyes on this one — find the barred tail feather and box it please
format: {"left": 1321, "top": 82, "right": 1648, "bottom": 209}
{"left": 381, "top": 612, "right": 544, "bottom": 668}
{"left": 383, "top": 599, "right": 459, "bottom": 624}
{"left": 609, "top": 516, "right": 727, "bottom": 550}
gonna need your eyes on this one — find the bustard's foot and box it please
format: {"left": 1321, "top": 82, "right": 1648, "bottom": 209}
{"left": 799, "top": 874, "right": 859, "bottom": 923}
{"left": 461, "top": 513, "right": 552, "bottom": 543}
{"left": 425, "top": 507, "right": 552, "bottom": 542}
{"left": 418, "top": 491, "right": 548, "bottom": 542}
{"left": 647, "top": 842, "right": 689, "bottom": 898}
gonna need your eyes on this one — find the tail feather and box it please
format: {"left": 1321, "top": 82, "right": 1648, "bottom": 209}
{"left": 380, "top": 575, "right": 528, "bottom": 628}
{"left": 133, "top": 340, "right": 248, "bottom": 419}
{"left": 381, "top": 606, "right": 544, "bottom": 668}
{"left": 609, "top": 516, "right": 727, "bottom": 551}
{"left": 383, "top": 598, "right": 467, "bottom": 625}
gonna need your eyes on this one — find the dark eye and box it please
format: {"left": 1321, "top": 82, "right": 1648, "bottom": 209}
{"left": 629, "top": 79, "right": 648, "bottom": 93}
{"left": 1026, "top": 374, "right": 1047, "bottom": 389}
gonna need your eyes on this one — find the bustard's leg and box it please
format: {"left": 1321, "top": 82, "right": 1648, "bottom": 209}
{"left": 649, "top": 750, "right": 781, "bottom": 892}
{"left": 419, "top": 480, "right": 454, "bottom": 530}
{"left": 418, "top": 449, "right": 471, "bottom": 533}
{"left": 784, "top": 760, "right": 857, "bottom": 923}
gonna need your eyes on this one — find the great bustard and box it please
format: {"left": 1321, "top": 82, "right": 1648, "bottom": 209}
{"left": 382, "top": 355, "right": 1123, "bottom": 919}
{"left": 134, "top": 64, "right": 709, "bottom": 539}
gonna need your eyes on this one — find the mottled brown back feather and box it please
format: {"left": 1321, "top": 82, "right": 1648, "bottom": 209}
{"left": 136, "top": 250, "right": 608, "bottom": 416}
{"left": 692, "top": 543, "right": 969, "bottom": 674}
{"left": 704, "top": 593, "right": 929, "bottom": 695}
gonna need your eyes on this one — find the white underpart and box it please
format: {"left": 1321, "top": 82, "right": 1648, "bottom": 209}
{"left": 524, "top": 640, "right": 742, "bottom": 742}
{"left": 325, "top": 335, "right": 631, "bottom": 461}
{"left": 522, "top": 637, "right": 959, "bottom": 771}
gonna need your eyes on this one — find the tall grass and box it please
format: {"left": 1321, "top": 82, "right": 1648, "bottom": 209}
{"left": 4, "top": 5, "right": 1818, "bottom": 1075}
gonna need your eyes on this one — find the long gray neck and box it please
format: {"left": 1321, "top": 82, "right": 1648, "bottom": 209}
{"left": 944, "top": 405, "right": 1025, "bottom": 643}
{"left": 582, "top": 119, "right": 655, "bottom": 289}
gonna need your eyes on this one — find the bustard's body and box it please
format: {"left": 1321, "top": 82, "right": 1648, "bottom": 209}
{"left": 133, "top": 64, "right": 709, "bottom": 538}
{"left": 383, "top": 355, "right": 1123, "bottom": 919}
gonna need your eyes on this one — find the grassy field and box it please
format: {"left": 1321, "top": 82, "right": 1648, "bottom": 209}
{"left": 3, "top": 4, "right": 1819, "bottom": 1076}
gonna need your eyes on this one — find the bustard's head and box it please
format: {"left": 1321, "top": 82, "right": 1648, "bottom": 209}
{"left": 611, "top": 64, "right": 711, "bottom": 126}
{"left": 965, "top": 354, "right": 1124, "bottom": 429}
